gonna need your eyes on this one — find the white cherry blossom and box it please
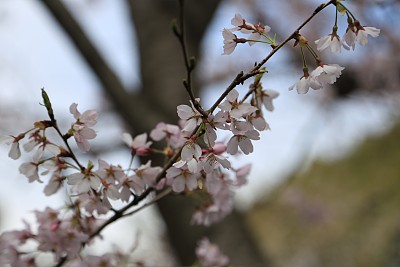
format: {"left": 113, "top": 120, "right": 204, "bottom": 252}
{"left": 19, "top": 151, "right": 43, "bottom": 183}
{"left": 315, "top": 33, "right": 343, "bottom": 53}
{"left": 177, "top": 100, "right": 203, "bottom": 132}
{"left": 289, "top": 75, "right": 322, "bottom": 94}
{"left": 67, "top": 166, "right": 101, "bottom": 194}
{"left": 312, "top": 64, "right": 345, "bottom": 85}
{"left": 0, "top": 135, "right": 22, "bottom": 159}
{"left": 226, "top": 129, "right": 260, "bottom": 155}
{"left": 256, "top": 89, "right": 279, "bottom": 112}
{"left": 230, "top": 13, "right": 253, "bottom": 34}
{"left": 343, "top": 25, "right": 357, "bottom": 50}
{"left": 222, "top": 29, "right": 238, "bottom": 55}
{"left": 69, "top": 103, "right": 98, "bottom": 153}
{"left": 219, "top": 89, "right": 257, "bottom": 119}
{"left": 355, "top": 25, "right": 380, "bottom": 46}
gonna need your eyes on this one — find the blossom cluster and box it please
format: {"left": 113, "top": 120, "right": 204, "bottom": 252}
{"left": 0, "top": 77, "right": 278, "bottom": 264}
{"left": 222, "top": 4, "right": 380, "bottom": 95}
{"left": 0, "top": 1, "right": 381, "bottom": 265}
{"left": 222, "top": 13, "right": 275, "bottom": 55}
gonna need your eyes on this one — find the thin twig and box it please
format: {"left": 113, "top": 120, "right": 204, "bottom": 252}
{"left": 174, "top": 0, "right": 208, "bottom": 117}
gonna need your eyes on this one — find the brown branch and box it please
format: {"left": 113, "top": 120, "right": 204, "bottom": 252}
{"left": 208, "top": 0, "right": 336, "bottom": 114}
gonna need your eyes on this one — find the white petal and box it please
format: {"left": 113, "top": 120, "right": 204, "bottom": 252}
{"left": 226, "top": 136, "right": 239, "bottom": 155}
{"left": 238, "top": 137, "right": 253, "bottom": 155}
{"left": 186, "top": 175, "right": 198, "bottom": 191}
{"left": 177, "top": 105, "right": 194, "bottom": 120}
{"left": 132, "top": 133, "right": 148, "bottom": 148}
{"left": 122, "top": 132, "right": 133, "bottom": 146}
{"left": 9, "top": 142, "right": 21, "bottom": 160}
{"left": 172, "top": 177, "right": 185, "bottom": 193}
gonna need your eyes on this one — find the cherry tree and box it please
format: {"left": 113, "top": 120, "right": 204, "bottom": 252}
{"left": 0, "top": 0, "right": 381, "bottom": 266}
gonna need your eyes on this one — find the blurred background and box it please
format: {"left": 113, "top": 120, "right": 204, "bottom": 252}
{"left": 0, "top": 0, "right": 399, "bottom": 266}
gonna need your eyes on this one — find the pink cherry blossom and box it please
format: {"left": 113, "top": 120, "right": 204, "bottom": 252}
{"left": 133, "top": 161, "right": 162, "bottom": 188}
{"left": 230, "top": 13, "right": 253, "bottom": 34}
{"left": 122, "top": 132, "right": 152, "bottom": 156}
{"left": 41, "top": 158, "right": 67, "bottom": 196}
{"left": 177, "top": 100, "right": 203, "bottom": 132}
{"left": 150, "top": 122, "right": 184, "bottom": 147}
{"left": 120, "top": 174, "right": 144, "bottom": 201}
{"left": 195, "top": 238, "right": 229, "bottom": 267}
{"left": 69, "top": 103, "right": 98, "bottom": 152}
{"left": 234, "top": 163, "right": 252, "bottom": 186}
{"left": 95, "top": 159, "right": 126, "bottom": 184}
{"left": 67, "top": 163, "right": 101, "bottom": 194}
{"left": 77, "top": 190, "right": 111, "bottom": 214}
{"left": 166, "top": 166, "right": 198, "bottom": 193}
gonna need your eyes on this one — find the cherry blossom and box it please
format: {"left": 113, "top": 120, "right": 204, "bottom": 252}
{"left": 247, "top": 113, "right": 269, "bottom": 131}
{"left": 234, "top": 163, "right": 251, "bottom": 186}
{"left": 132, "top": 161, "right": 162, "bottom": 188}
{"left": 67, "top": 162, "right": 101, "bottom": 194}
{"left": 19, "top": 151, "right": 43, "bottom": 183}
{"left": 256, "top": 88, "right": 279, "bottom": 112}
{"left": 222, "top": 29, "right": 239, "bottom": 55}
{"left": 219, "top": 89, "right": 257, "bottom": 119}
{"left": 230, "top": 13, "right": 271, "bottom": 46}
{"left": 32, "top": 207, "right": 88, "bottom": 261}
{"left": 41, "top": 158, "right": 68, "bottom": 196}
{"left": 226, "top": 129, "right": 260, "bottom": 155}
{"left": 230, "top": 13, "right": 253, "bottom": 34}
{"left": 77, "top": 190, "right": 112, "bottom": 214}
{"left": 315, "top": 31, "right": 343, "bottom": 53}
{"left": 122, "top": 132, "right": 152, "bottom": 157}
{"left": 343, "top": 18, "right": 357, "bottom": 50}
{"left": 150, "top": 122, "right": 184, "bottom": 148}
{"left": 202, "top": 152, "right": 231, "bottom": 174}
{"left": 166, "top": 165, "right": 199, "bottom": 193}
{"left": 196, "top": 238, "right": 229, "bottom": 267}
{"left": 120, "top": 174, "right": 144, "bottom": 201}
{"left": 174, "top": 141, "right": 202, "bottom": 173}
{"left": 343, "top": 19, "right": 380, "bottom": 49}
{"left": 311, "top": 63, "right": 345, "bottom": 85}
{"left": 354, "top": 21, "right": 380, "bottom": 46}
{"left": 95, "top": 159, "right": 125, "bottom": 185}
{"left": 177, "top": 100, "right": 203, "bottom": 132}
{"left": 289, "top": 74, "right": 322, "bottom": 94}
{"left": 69, "top": 103, "right": 98, "bottom": 152}
{"left": 0, "top": 135, "right": 23, "bottom": 159}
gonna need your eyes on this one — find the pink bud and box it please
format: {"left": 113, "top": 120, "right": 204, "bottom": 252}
{"left": 212, "top": 142, "right": 227, "bottom": 155}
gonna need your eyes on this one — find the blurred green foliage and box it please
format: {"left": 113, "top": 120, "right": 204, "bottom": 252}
{"left": 247, "top": 122, "right": 400, "bottom": 267}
